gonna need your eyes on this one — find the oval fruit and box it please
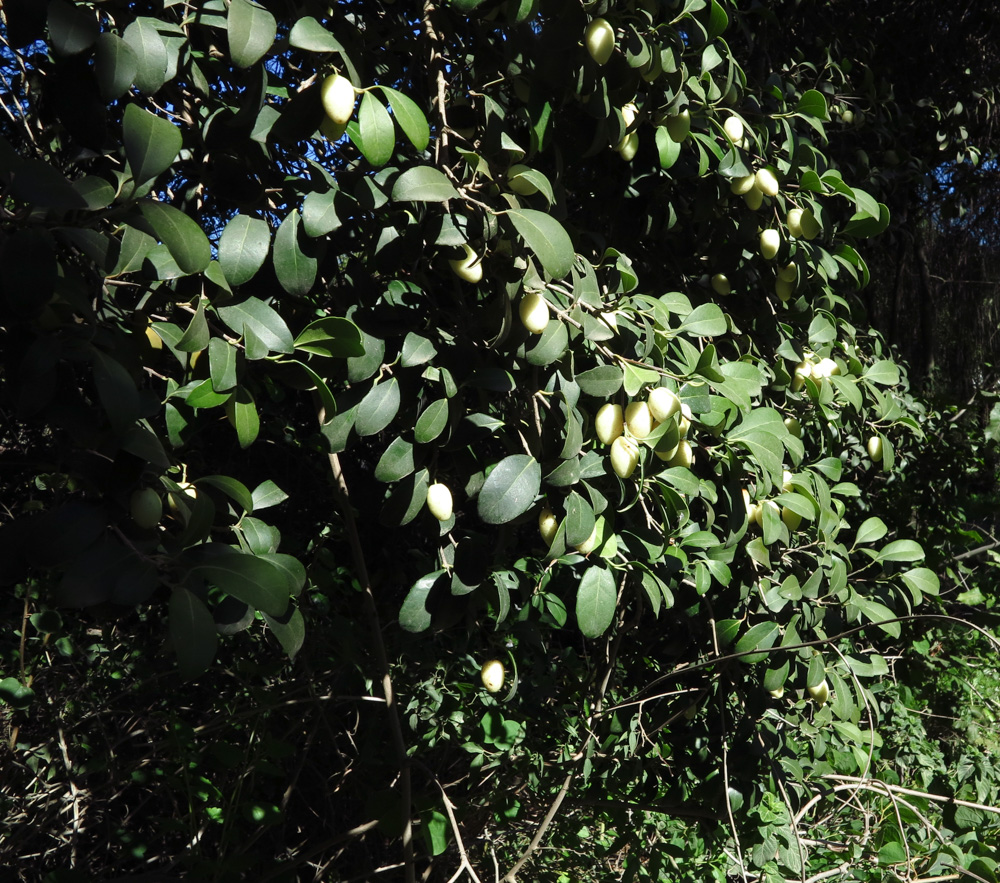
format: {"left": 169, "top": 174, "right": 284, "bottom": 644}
{"left": 647, "top": 387, "right": 680, "bottom": 423}
{"left": 784, "top": 416, "right": 801, "bottom": 437}
{"left": 667, "top": 439, "right": 694, "bottom": 469}
{"left": 775, "top": 277, "right": 795, "bottom": 302}
{"left": 321, "top": 73, "right": 356, "bottom": 126}
{"left": 867, "top": 436, "right": 883, "bottom": 462}
{"left": 480, "top": 659, "right": 506, "bottom": 693}
{"left": 711, "top": 273, "right": 731, "bottom": 296}
{"left": 519, "top": 291, "right": 550, "bottom": 334}
{"left": 808, "top": 679, "right": 830, "bottom": 705}
{"left": 769, "top": 687, "right": 785, "bottom": 699}
{"left": 781, "top": 506, "right": 802, "bottom": 531}
{"left": 320, "top": 116, "right": 348, "bottom": 141}
{"left": 585, "top": 17, "right": 615, "bottom": 65}
{"left": 723, "top": 115, "right": 744, "bottom": 142}
{"left": 426, "top": 483, "right": 453, "bottom": 521}
{"left": 730, "top": 174, "right": 755, "bottom": 195}
{"left": 617, "top": 131, "right": 639, "bottom": 161}
{"left": 574, "top": 523, "right": 599, "bottom": 554}
{"left": 538, "top": 507, "right": 558, "bottom": 546}
{"left": 449, "top": 243, "right": 483, "bottom": 283}
{"left": 754, "top": 168, "right": 779, "bottom": 197}
{"left": 778, "top": 262, "right": 797, "bottom": 282}
{"left": 595, "top": 403, "right": 624, "bottom": 445}
{"left": 610, "top": 436, "right": 639, "bottom": 479}
{"left": 786, "top": 207, "right": 804, "bottom": 238}
{"left": 744, "top": 187, "right": 763, "bottom": 210}
{"left": 812, "top": 357, "right": 841, "bottom": 379}
{"left": 130, "top": 488, "right": 162, "bottom": 530}
{"left": 665, "top": 109, "right": 691, "bottom": 143}
{"left": 760, "top": 229, "right": 780, "bottom": 260}
{"left": 791, "top": 360, "right": 812, "bottom": 392}
{"left": 799, "top": 208, "right": 821, "bottom": 240}
{"left": 624, "top": 401, "right": 654, "bottom": 439}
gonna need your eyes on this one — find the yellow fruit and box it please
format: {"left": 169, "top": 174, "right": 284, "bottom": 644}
{"left": 769, "top": 687, "right": 785, "bottom": 699}
{"left": 130, "top": 488, "right": 162, "bottom": 529}
{"left": 744, "top": 187, "right": 763, "bottom": 210}
{"left": 812, "top": 357, "right": 841, "bottom": 379}
{"left": 723, "top": 115, "right": 744, "bottom": 142}
{"left": 799, "top": 208, "right": 821, "bottom": 240}
{"left": 617, "top": 131, "right": 639, "bottom": 161}
{"left": 711, "top": 273, "right": 731, "bottom": 296}
{"left": 786, "top": 207, "right": 804, "bottom": 238}
{"left": 321, "top": 73, "right": 356, "bottom": 126}
{"left": 595, "top": 403, "right": 624, "bottom": 445}
{"left": 665, "top": 109, "right": 691, "bottom": 143}
{"left": 647, "top": 387, "right": 680, "bottom": 423}
{"left": 538, "top": 507, "right": 558, "bottom": 546}
{"left": 778, "top": 262, "right": 797, "bottom": 282}
{"left": 624, "top": 401, "right": 654, "bottom": 439}
{"left": 867, "top": 436, "right": 883, "bottom": 462}
{"left": 585, "top": 18, "right": 615, "bottom": 65}
{"left": 519, "top": 291, "right": 550, "bottom": 334}
{"left": 507, "top": 164, "right": 539, "bottom": 196}
{"left": 808, "top": 679, "right": 830, "bottom": 705}
{"left": 667, "top": 439, "right": 693, "bottom": 469}
{"left": 426, "top": 483, "right": 453, "bottom": 521}
{"left": 449, "top": 243, "right": 483, "bottom": 284}
{"left": 781, "top": 506, "right": 802, "bottom": 531}
{"left": 730, "top": 174, "right": 755, "bottom": 195}
{"left": 654, "top": 442, "right": 679, "bottom": 461}
{"left": 610, "top": 436, "right": 639, "bottom": 479}
{"left": 480, "top": 659, "right": 506, "bottom": 693}
{"left": 749, "top": 501, "right": 762, "bottom": 525}
{"left": 677, "top": 403, "right": 693, "bottom": 439}
{"left": 145, "top": 324, "right": 163, "bottom": 350}
{"left": 791, "top": 360, "right": 812, "bottom": 392}
{"left": 760, "top": 229, "right": 780, "bottom": 260}
{"left": 754, "top": 168, "right": 779, "bottom": 197}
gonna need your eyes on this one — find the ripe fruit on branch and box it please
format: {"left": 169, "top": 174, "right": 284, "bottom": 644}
{"left": 799, "top": 208, "right": 821, "bottom": 240}
{"left": 610, "top": 436, "right": 639, "bottom": 479}
{"left": 667, "top": 439, "right": 694, "bottom": 469}
{"left": 480, "top": 659, "right": 506, "bottom": 693}
{"left": 786, "top": 207, "right": 804, "bottom": 239}
{"left": 754, "top": 168, "right": 779, "bottom": 198}
{"left": 585, "top": 18, "right": 615, "bottom": 65}
{"left": 507, "top": 164, "right": 538, "bottom": 195}
{"left": 723, "top": 115, "right": 744, "bottom": 143}
{"left": 711, "top": 273, "right": 731, "bottom": 296}
{"left": 778, "top": 262, "right": 797, "bottom": 282}
{"left": 744, "top": 187, "right": 763, "bottom": 210}
{"left": 449, "top": 243, "right": 483, "bottom": 283}
{"left": 616, "top": 131, "right": 639, "bottom": 161}
{"left": 775, "top": 277, "right": 795, "bottom": 302}
{"left": 784, "top": 416, "right": 801, "bottom": 437}
{"left": 781, "top": 506, "right": 802, "bottom": 530}
{"left": 130, "top": 488, "right": 162, "bottom": 530}
{"left": 647, "top": 387, "right": 680, "bottom": 423}
{"left": 677, "top": 403, "right": 693, "bottom": 439}
{"left": 595, "top": 403, "right": 624, "bottom": 445}
{"left": 730, "top": 174, "right": 755, "bottom": 195}
{"left": 426, "top": 483, "right": 453, "bottom": 521}
{"left": 321, "top": 73, "right": 356, "bottom": 126}
{"left": 812, "top": 357, "right": 841, "bottom": 379}
{"left": 665, "top": 109, "right": 691, "bottom": 143}
{"left": 760, "top": 229, "right": 780, "bottom": 260}
{"left": 624, "top": 401, "right": 654, "bottom": 439}
{"left": 867, "top": 436, "right": 883, "bottom": 462}
{"left": 519, "top": 291, "right": 550, "bottom": 334}
{"left": 808, "top": 679, "right": 830, "bottom": 705}
{"left": 538, "top": 507, "right": 558, "bottom": 546}
{"left": 574, "top": 523, "right": 599, "bottom": 554}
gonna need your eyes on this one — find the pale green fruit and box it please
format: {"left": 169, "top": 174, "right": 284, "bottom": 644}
{"left": 841, "top": 109, "right": 854, "bottom": 125}
{"left": 480, "top": 659, "right": 506, "bottom": 693}
{"left": 130, "top": 488, "right": 162, "bottom": 530}
{"left": 760, "top": 229, "right": 780, "bottom": 260}
{"left": 799, "top": 208, "right": 821, "bottom": 240}
{"left": 749, "top": 501, "right": 763, "bottom": 525}
{"left": 867, "top": 436, "right": 883, "bottom": 462}
{"left": 538, "top": 507, "right": 558, "bottom": 546}
{"left": 769, "top": 687, "right": 785, "bottom": 699}
{"left": 711, "top": 273, "right": 731, "bottom": 296}
{"left": 791, "top": 360, "right": 812, "bottom": 392}
{"left": 778, "top": 262, "right": 797, "bottom": 282}
{"left": 781, "top": 506, "right": 802, "bottom": 531}
{"left": 320, "top": 116, "right": 348, "bottom": 140}
{"left": 786, "top": 207, "right": 804, "bottom": 238}
{"left": 585, "top": 18, "right": 615, "bottom": 65}
{"left": 654, "top": 442, "right": 679, "bottom": 462}
{"left": 812, "top": 357, "right": 841, "bottom": 379}
{"left": 677, "top": 403, "right": 693, "bottom": 439}
{"left": 321, "top": 73, "right": 356, "bottom": 126}
{"left": 621, "top": 102, "right": 638, "bottom": 129}
{"left": 574, "top": 523, "right": 599, "bottom": 554}
{"left": 775, "top": 277, "right": 795, "bottom": 301}
{"left": 665, "top": 109, "right": 691, "bottom": 143}
{"left": 426, "top": 483, "right": 453, "bottom": 521}
{"left": 617, "top": 131, "right": 639, "bottom": 161}
{"left": 782, "top": 469, "right": 795, "bottom": 492}
{"left": 519, "top": 291, "right": 550, "bottom": 334}
{"left": 610, "top": 436, "right": 640, "bottom": 479}
{"left": 667, "top": 439, "right": 694, "bottom": 468}
{"left": 449, "top": 243, "right": 483, "bottom": 283}
{"left": 754, "top": 167, "right": 779, "bottom": 197}
{"left": 595, "top": 403, "right": 624, "bottom": 445}
{"left": 784, "top": 416, "right": 802, "bottom": 437}
{"left": 647, "top": 387, "right": 680, "bottom": 423}
{"left": 808, "top": 679, "right": 830, "bottom": 705}
{"left": 723, "top": 115, "right": 744, "bottom": 143}
{"left": 507, "top": 164, "right": 538, "bottom": 195}
{"left": 730, "top": 174, "right": 755, "bottom": 195}
{"left": 744, "top": 187, "right": 763, "bottom": 210}
{"left": 625, "top": 401, "right": 654, "bottom": 439}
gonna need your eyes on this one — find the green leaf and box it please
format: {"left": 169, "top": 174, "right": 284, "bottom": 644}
{"left": 123, "top": 104, "right": 182, "bottom": 187}
{"left": 564, "top": 491, "right": 596, "bottom": 548}
{"left": 854, "top": 595, "right": 901, "bottom": 637}
{"left": 95, "top": 33, "right": 139, "bottom": 100}
{"left": 123, "top": 18, "right": 168, "bottom": 93}
{"left": 863, "top": 360, "right": 900, "bottom": 386}
{"left": 225, "top": 388, "right": 260, "bottom": 449}
{"left": 218, "top": 214, "right": 270, "bottom": 287}
{"left": 855, "top": 517, "right": 887, "bottom": 546}
{"left": 477, "top": 455, "right": 541, "bottom": 525}
{"left": 185, "top": 546, "right": 289, "bottom": 617}
{"left": 375, "top": 437, "right": 415, "bottom": 483}
{"left": 735, "top": 621, "right": 780, "bottom": 662}
{"left": 176, "top": 298, "right": 210, "bottom": 352}
{"left": 262, "top": 605, "right": 305, "bottom": 659}
{"left": 390, "top": 167, "right": 459, "bottom": 202}
{"left": 400, "top": 570, "right": 445, "bottom": 632}
{"left": 876, "top": 540, "right": 925, "bottom": 563}
{"left": 294, "top": 317, "right": 364, "bottom": 358}
{"left": 137, "top": 201, "right": 211, "bottom": 275}
{"left": 227, "top": 0, "right": 277, "bottom": 68}
{"left": 380, "top": 86, "right": 430, "bottom": 151}
{"left": 576, "top": 566, "right": 616, "bottom": 638}
{"left": 679, "top": 303, "right": 727, "bottom": 337}
{"left": 217, "top": 297, "right": 295, "bottom": 357}
{"left": 48, "top": 0, "right": 100, "bottom": 55}
{"left": 302, "top": 190, "right": 342, "bottom": 236}
{"left": 900, "top": 567, "right": 939, "bottom": 598}
{"left": 415, "top": 399, "right": 449, "bottom": 443}
{"left": 506, "top": 209, "right": 575, "bottom": 279}
{"left": 352, "top": 91, "right": 395, "bottom": 167}
{"left": 576, "top": 365, "right": 623, "bottom": 398}
{"left": 251, "top": 480, "right": 288, "bottom": 510}
{"left": 796, "top": 89, "right": 829, "bottom": 120}
{"left": 273, "top": 209, "right": 317, "bottom": 296}
{"left": 169, "top": 586, "right": 219, "bottom": 678}
{"left": 356, "top": 379, "right": 401, "bottom": 436}
{"left": 0, "top": 676, "right": 35, "bottom": 710}
{"left": 288, "top": 16, "right": 344, "bottom": 52}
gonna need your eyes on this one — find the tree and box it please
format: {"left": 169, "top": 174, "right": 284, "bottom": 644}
{"left": 1, "top": 1, "right": 998, "bottom": 880}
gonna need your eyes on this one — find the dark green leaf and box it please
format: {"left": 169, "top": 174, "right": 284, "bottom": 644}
{"left": 576, "top": 566, "right": 616, "bottom": 638}
{"left": 95, "top": 32, "right": 139, "bottom": 100}
{"left": 48, "top": 0, "right": 99, "bottom": 55}
{"left": 228, "top": 0, "right": 277, "bottom": 68}
{"left": 218, "top": 214, "right": 270, "bottom": 287}
{"left": 273, "top": 210, "right": 317, "bottom": 296}
{"left": 506, "top": 209, "right": 575, "bottom": 279}
{"left": 390, "top": 166, "right": 459, "bottom": 202}
{"left": 400, "top": 570, "right": 444, "bottom": 632}
{"left": 381, "top": 86, "right": 430, "bottom": 151}
{"left": 218, "top": 297, "right": 295, "bottom": 357}
{"left": 123, "top": 104, "right": 182, "bottom": 187}
{"left": 185, "top": 545, "right": 289, "bottom": 617}
{"left": 352, "top": 92, "right": 395, "bottom": 167}
{"left": 169, "top": 586, "right": 219, "bottom": 678}
{"left": 137, "top": 201, "right": 211, "bottom": 275}
{"left": 356, "top": 379, "right": 401, "bottom": 436}
{"left": 294, "top": 316, "right": 364, "bottom": 357}
{"left": 478, "top": 455, "right": 541, "bottom": 525}
{"left": 415, "top": 399, "right": 448, "bottom": 443}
